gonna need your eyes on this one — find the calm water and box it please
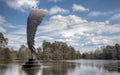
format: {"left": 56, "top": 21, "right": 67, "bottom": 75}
{"left": 0, "top": 60, "right": 120, "bottom": 75}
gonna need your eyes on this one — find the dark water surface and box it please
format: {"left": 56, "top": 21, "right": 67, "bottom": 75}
{"left": 0, "top": 60, "right": 120, "bottom": 75}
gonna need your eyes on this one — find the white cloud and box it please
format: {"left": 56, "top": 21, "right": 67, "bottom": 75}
{"left": 83, "top": 22, "right": 120, "bottom": 34}
{"left": 0, "top": 16, "right": 6, "bottom": 32}
{"left": 11, "top": 26, "right": 26, "bottom": 35}
{"left": 38, "top": 15, "right": 87, "bottom": 34}
{"left": 42, "top": 15, "right": 119, "bottom": 35}
{"left": 82, "top": 38, "right": 111, "bottom": 46}
{"left": 88, "top": 11, "right": 107, "bottom": 17}
{"left": 72, "top": 4, "right": 89, "bottom": 12}
{"left": 80, "top": 35, "right": 120, "bottom": 53}
{"left": 37, "top": 14, "right": 120, "bottom": 51}
{"left": 0, "top": 27, "right": 6, "bottom": 33}
{"left": 2, "top": 14, "right": 120, "bottom": 52}
{"left": 0, "top": 16, "right": 6, "bottom": 23}
{"left": 5, "top": 34, "right": 27, "bottom": 49}
{"left": 88, "top": 9, "right": 120, "bottom": 17}
{"left": 83, "top": 35, "right": 120, "bottom": 47}
{"left": 49, "top": 6, "right": 69, "bottom": 15}
{"left": 0, "top": 16, "right": 16, "bottom": 28}
{"left": 49, "top": 0, "right": 61, "bottom": 3}
{"left": 2, "top": 0, "right": 39, "bottom": 12}
{"left": 0, "top": 16, "right": 16, "bottom": 33}
{"left": 0, "top": 16, "right": 27, "bottom": 49}
{"left": 110, "top": 13, "right": 120, "bottom": 20}
{"left": 35, "top": 36, "right": 54, "bottom": 41}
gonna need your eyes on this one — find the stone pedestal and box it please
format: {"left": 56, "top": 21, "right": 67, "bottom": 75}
{"left": 22, "top": 59, "right": 40, "bottom": 68}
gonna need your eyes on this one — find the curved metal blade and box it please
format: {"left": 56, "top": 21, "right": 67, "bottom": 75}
{"left": 27, "top": 8, "right": 47, "bottom": 56}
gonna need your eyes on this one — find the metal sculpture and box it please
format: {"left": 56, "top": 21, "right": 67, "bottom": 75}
{"left": 27, "top": 8, "right": 47, "bottom": 59}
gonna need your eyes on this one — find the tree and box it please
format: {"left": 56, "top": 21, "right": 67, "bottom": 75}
{"left": 76, "top": 51, "right": 81, "bottom": 59}
{"left": 37, "top": 47, "right": 43, "bottom": 59}
{"left": 41, "top": 40, "right": 80, "bottom": 60}
{"left": 3, "top": 48, "right": 12, "bottom": 63}
{"left": 0, "top": 32, "right": 8, "bottom": 47}
{"left": 42, "top": 40, "right": 52, "bottom": 50}
{"left": 18, "top": 45, "right": 30, "bottom": 60}
{"left": 53, "top": 49, "right": 63, "bottom": 60}
{"left": 0, "top": 32, "right": 10, "bottom": 62}
{"left": 81, "top": 44, "right": 120, "bottom": 60}
{"left": 69, "top": 46, "right": 76, "bottom": 59}
{"left": 43, "top": 47, "right": 52, "bottom": 60}
{"left": 115, "top": 44, "right": 120, "bottom": 59}
{"left": 82, "top": 53, "right": 87, "bottom": 59}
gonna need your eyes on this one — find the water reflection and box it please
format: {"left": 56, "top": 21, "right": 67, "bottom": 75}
{"left": 0, "top": 60, "right": 120, "bottom": 75}
{"left": 103, "top": 61, "right": 120, "bottom": 72}
{"left": 22, "top": 68, "right": 39, "bottom": 75}
{"left": 42, "top": 62, "right": 78, "bottom": 75}
{"left": 0, "top": 64, "right": 8, "bottom": 75}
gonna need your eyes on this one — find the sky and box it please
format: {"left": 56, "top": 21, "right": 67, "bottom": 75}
{"left": 0, "top": 0, "right": 120, "bottom": 53}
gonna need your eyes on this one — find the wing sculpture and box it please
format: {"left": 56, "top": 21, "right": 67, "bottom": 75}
{"left": 27, "top": 8, "right": 47, "bottom": 59}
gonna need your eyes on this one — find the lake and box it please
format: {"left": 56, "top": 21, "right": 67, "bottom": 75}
{"left": 0, "top": 60, "right": 120, "bottom": 75}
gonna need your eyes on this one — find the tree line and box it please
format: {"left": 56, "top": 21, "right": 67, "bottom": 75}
{"left": 41, "top": 40, "right": 81, "bottom": 60}
{"left": 0, "top": 32, "right": 81, "bottom": 62}
{"left": 81, "top": 44, "right": 120, "bottom": 59}
{"left": 0, "top": 32, "right": 120, "bottom": 63}
{"left": 0, "top": 32, "right": 11, "bottom": 63}
{"left": 18, "top": 40, "right": 81, "bottom": 60}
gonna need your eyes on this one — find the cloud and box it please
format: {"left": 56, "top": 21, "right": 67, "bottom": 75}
{"left": 110, "top": 13, "right": 120, "bottom": 20}
{"left": 4, "top": 24, "right": 54, "bottom": 50}
{"left": 2, "top": 0, "right": 39, "bottom": 12}
{"left": 5, "top": 34, "right": 26, "bottom": 49}
{"left": 72, "top": 4, "right": 89, "bottom": 12}
{"left": 0, "top": 16, "right": 16, "bottom": 33}
{"left": 39, "top": 14, "right": 120, "bottom": 35}
{"left": 0, "top": 16, "right": 6, "bottom": 23}
{"left": 0, "top": 16, "right": 16, "bottom": 27}
{"left": 2, "top": 14, "right": 120, "bottom": 52}
{"left": 49, "top": 6, "right": 69, "bottom": 15}
{"left": 88, "top": 11, "right": 108, "bottom": 17}
{"left": 0, "top": 16, "right": 6, "bottom": 32}
{"left": 6, "top": 32, "right": 54, "bottom": 49}
{"left": 35, "top": 36, "right": 54, "bottom": 41}
{"left": 82, "top": 38, "right": 111, "bottom": 46}
{"left": 37, "top": 14, "right": 120, "bottom": 51}
{"left": 0, "top": 16, "right": 27, "bottom": 49}
{"left": 50, "top": 15, "right": 118, "bottom": 34}
{"left": 83, "top": 35, "right": 120, "bottom": 47}
{"left": 0, "top": 27, "right": 6, "bottom": 33}
{"left": 49, "top": 0, "right": 61, "bottom": 3}
{"left": 38, "top": 15, "right": 87, "bottom": 34}
{"left": 88, "top": 9, "right": 120, "bottom": 17}
{"left": 83, "top": 21, "right": 120, "bottom": 34}
{"left": 11, "top": 26, "right": 26, "bottom": 35}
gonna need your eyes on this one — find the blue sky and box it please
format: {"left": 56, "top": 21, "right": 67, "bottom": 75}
{"left": 0, "top": 0, "right": 120, "bottom": 53}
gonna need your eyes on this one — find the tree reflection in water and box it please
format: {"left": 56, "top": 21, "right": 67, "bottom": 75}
{"left": 22, "top": 61, "right": 120, "bottom": 75}
{"left": 0, "top": 64, "right": 8, "bottom": 75}
{"left": 0, "top": 60, "right": 120, "bottom": 75}
{"left": 42, "top": 61, "right": 77, "bottom": 75}
{"left": 21, "top": 61, "right": 78, "bottom": 75}
{"left": 103, "top": 62, "right": 120, "bottom": 72}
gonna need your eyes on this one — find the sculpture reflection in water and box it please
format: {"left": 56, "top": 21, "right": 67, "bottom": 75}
{"left": 22, "top": 68, "right": 40, "bottom": 75}
{"left": 22, "top": 61, "right": 78, "bottom": 75}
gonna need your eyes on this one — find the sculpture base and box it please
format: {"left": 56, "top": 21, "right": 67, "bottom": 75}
{"left": 22, "top": 59, "right": 40, "bottom": 68}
